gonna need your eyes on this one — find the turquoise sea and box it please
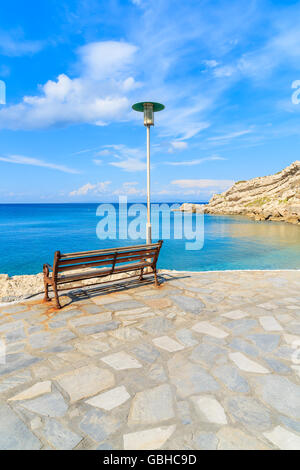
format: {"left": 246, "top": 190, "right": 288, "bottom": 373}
{"left": 1, "top": 203, "right": 300, "bottom": 276}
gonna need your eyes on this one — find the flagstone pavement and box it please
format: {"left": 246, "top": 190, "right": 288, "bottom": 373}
{"left": 0, "top": 269, "right": 300, "bottom": 450}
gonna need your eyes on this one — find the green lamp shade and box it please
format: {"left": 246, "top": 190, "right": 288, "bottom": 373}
{"left": 132, "top": 102, "right": 165, "bottom": 112}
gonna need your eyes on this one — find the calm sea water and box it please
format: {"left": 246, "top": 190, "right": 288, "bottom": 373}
{"left": 1, "top": 203, "right": 300, "bottom": 276}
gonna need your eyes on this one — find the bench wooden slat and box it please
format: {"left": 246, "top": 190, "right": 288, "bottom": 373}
{"left": 57, "top": 269, "right": 113, "bottom": 284}
{"left": 57, "top": 261, "right": 114, "bottom": 272}
{"left": 115, "top": 249, "right": 157, "bottom": 258}
{"left": 115, "top": 253, "right": 155, "bottom": 263}
{"left": 57, "top": 262, "right": 151, "bottom": 284}
{"left": 57, "top": 253, "right": 157, "bottom": 273}
{"left": 113, "top": 262, "right": 151, "bottom": 274}
{"left": 58, "top": 249, "right": 157, "bottom": 266}
{"left": 58, "top": 253, "right": 116, "bottom": 266}
{"left": 59, "top": 242, "right": 162, "bottom": 259}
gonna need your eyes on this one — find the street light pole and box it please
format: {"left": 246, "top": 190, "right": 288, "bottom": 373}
{"left": 132, "top": 101, "right": 165, "bottom": 245}
{"left": 146, "top": 124, "right": 151, "bottom": 243}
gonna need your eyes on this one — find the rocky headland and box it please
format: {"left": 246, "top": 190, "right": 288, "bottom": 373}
{"left": 179, "top": 161, "right": 300, "bottom": 224}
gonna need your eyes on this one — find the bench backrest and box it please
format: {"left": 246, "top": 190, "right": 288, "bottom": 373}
{"left": 53, "top": 241, "right": 163, "bottom": 276}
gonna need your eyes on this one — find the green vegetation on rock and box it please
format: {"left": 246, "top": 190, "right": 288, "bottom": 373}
{"left": 246, "top": 197, "right": 271, "bottom": 207}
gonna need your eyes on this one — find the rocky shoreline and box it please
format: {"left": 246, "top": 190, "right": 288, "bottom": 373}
{"left": 0, "top": 273, "right": 44, "bottom": 303}
{"left": 179, "top": 161, "right": 300, "bottom": 225}
{"left": 0, "top": 270, "right": 144, "bottom": 304}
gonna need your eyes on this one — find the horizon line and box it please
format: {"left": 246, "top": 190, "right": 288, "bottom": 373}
{"left": 0, "top": 201, "right": 209, "bottom": 205}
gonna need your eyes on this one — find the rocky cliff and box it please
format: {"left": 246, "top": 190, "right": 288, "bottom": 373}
{"left": 180, "top": 161, "right": 300, "bottom": 224}
{"left": 176, "top": 203, "right": 205, "bottom": 213}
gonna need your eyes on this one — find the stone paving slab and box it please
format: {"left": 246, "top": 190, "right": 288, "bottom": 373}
{"left": 0, "top": 269, "right": 300, "bottom": 450}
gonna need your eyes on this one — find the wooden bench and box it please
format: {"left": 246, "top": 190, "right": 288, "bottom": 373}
{"left": 43, "top": 241, "right": 163, "bottom": 309}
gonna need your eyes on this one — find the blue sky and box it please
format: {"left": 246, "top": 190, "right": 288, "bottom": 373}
{"left": 0, "top": 0, "right": 300, "bottom": 203}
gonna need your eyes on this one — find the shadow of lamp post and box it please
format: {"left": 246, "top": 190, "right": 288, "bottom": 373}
{"left": 132, "top": 102, "right": 165, "bottom": 244}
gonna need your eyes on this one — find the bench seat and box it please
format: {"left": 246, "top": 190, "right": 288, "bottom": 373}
{"left": 57, "top": 261, "right": 152, "bottom": 284}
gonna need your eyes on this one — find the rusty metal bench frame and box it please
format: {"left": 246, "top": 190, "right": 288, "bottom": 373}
{"left": 43, "top": 241, "right": 163, "bottom": 309}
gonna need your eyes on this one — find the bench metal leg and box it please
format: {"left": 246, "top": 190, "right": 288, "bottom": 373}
{"left": 43, "top": 281, "right": 50, "bottom": 302}
{"left": 139, "top": 268, "right": 144, "bottom": 281}
{"left": 53, "top": 282, "right": 61, "bottom": 309}
{"left": 43, "top": 265, "right": 51, "bottom": 302}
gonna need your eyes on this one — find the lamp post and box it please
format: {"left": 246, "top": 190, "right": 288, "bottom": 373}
{"left": 132, "top": 102, "right": 165, "bottom": 244}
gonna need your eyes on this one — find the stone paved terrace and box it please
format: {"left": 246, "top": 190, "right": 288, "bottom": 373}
{"left": 0, "top": 269, "right": 300, "bottom": 450}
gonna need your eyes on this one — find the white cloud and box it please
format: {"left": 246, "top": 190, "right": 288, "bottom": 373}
{"left": 159, "top": 102, "right": 211, "bottom": 141}
{"left": 0, "top": 73, "right": 130, "bottom": 130}
{"left": 171, "top": 179, "right": 234, "bottom": 192}
{"left": 113, "top": 182, "right": 146, "bottom": 196}
{"left": 1, "top": 2, "right": 290, "bottom": 140}
{"left": 208, "top": 129, "right": 252, "bottom": 142}
{"left": 0, "top": 30, "right": 43, "bottom": 57}
{"left": 72, "top": 147, "right": 99, "bottom": 155}
{"left": 78, "top": 41, "right": 138, "bottom": 80}
{"left": 153, "top": 177, "right": 234, "bottom": 199}
{"left": 0, "top": 41, "right": 138, "bottom": 130}
{"left": 69, "top": 180, "right": 145, "bottom": 198}
{"left": 213, "top": 65, "right": 235, "bottom": 78}
{"left": 70, "top": 183, "right": 96, "bottom": 196}
{"left": 168, "top": 141, "right": 188, "bottom": 153}
{"left": 100, "top": 144, "right": 147, "bottom": 172}
{"left": 203, "top": 60, "right": 219, "bottom": 68}
{"left": 0, "top": 154, "right": 80, "bottom": 174}
{"left": 69, "top": 181, "right": 111, "bottom": 196}
{"left": 209, "top": 20, "right": 300, "bottom": 83}
{"left": 179, "top": 123, "right": 210, "bottom": 141}
{"left": 93, "top": 159, "right": 102, "bottom": 166}
{"left": 164, "top": 155, "right": 225, "bottom": 166}
{"left": 236, "top": 26, "right": 300, "bottom": 79}
{"left": 0, "top": 22, "right": 217, "bottom": 138}
{"left": 111, "top": 158, "right": 146, "bottom": 172}
{"left": 0, "top": 3, "right": 240, "bottom": 139}
{"left": 122, "top": 76, "right": 142, "bottom": 91}
{"left": 96, "top": 149, "right": 112, "bottom": 157}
